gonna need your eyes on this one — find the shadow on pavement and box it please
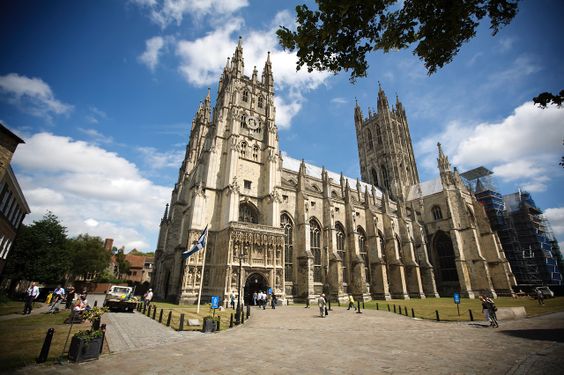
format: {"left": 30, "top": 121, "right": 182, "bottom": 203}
{"left": 500, "top": 329, "right": 564, "bottom": 342}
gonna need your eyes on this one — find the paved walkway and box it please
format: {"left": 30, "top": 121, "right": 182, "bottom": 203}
{"left": 0, "top": 303, "right": 50, "bottom": 321}
{"left": 12, "top": 306, "right": 564, "bottom": 374}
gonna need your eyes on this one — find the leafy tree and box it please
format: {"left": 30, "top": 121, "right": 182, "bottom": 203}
{"left": 277, "top": 0, "right": 519, "bottom": 81}
{"left": 4, "top": 212, "right": 70, "bottom": 286}
{"left": 128, "top": 248, "right": 155, "bottom": 257}
{"left": 68, "top": 234, "right": 111, "bottom": 280}
{"left": 114, "top": 247, "right": 131, "bottom": 278}
{"left": 533, "top": 90, "right": 564, "bottom": 108}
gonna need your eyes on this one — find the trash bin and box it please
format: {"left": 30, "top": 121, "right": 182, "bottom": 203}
{"left": 202, "top": 317, "right": 217, "bottom": 333}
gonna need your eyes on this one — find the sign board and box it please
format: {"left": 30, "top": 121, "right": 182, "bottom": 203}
{"left": 453, "top": 292, "right": 460, "bottom": 304}
{"left": 211, "top": 295, "right": 219, "bottom": 309}
{"left": 267, "top": 287, "right": 272, "bottom": 295}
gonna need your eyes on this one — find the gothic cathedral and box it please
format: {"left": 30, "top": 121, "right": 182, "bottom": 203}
{"left": 153, "top": 39, "right": 515, "bottom": 305}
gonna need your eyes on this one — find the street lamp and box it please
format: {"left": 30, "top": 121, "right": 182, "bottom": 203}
{"left": 234, "top": 246, "right": 247, "bottom": 324}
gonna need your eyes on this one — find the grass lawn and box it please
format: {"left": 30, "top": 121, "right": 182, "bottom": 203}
{"left": 0, "top": 312, "right": 108, "bottom": 373}
{"left": 359, "top": 296, "right": 564, "bottom": 321}
{"left": 0, "top": 300, "right": 42, "bottom": 316}
{"left": 150, "top": 302, "right": 239, "bottom": 331}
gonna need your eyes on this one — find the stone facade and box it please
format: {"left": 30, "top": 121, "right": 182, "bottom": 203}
{"left": 153, "top": 40, "right": 514, "bottom": 305}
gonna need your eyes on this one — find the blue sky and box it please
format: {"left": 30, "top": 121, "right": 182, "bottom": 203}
{"left": 1, "top": 0, "right": 563, "bottom": 251}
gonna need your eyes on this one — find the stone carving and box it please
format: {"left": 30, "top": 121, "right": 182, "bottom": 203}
{"left": 228, "top": 176, "right": 240, "bottom": 195}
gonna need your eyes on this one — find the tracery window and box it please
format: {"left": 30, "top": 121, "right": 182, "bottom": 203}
{"left": 240, "top": 141, "right": 247, "bottom": 158}
{"left": 371, "top": 168, "right": 379, "bottom": 187}
{"left": 281, "top": 214, "right": 293, "bottom": 282}
{"left": 310, "top": 219, "right": 322, "bottom": 282}
{"left": 376, "top": 126, "right": 382, "bottom": 145}
{"left": 358, "top": 227, "right": 369, "bottom": 283}
{"left": 381, "top": 165, "right": 390, "bottom": 191}
{"left": 432, "top": 206, "right": 443, "bottom": 221}
{"left": 252, "top": 145, "right": 259, "bottom": 161}
{"left": 366, "top": 129, "right": 373, "bottom": 150}
{"left": 258, "top": 96, "right": 264, "bottom": 108}
{"left": 239, "top": 202, "right": 258, "bottom": 224}
{"left": 435, "top": 231, "right": 458, "bottom": 282}
{"left": 336, "top": 223, "right": 347, "bottom": 284}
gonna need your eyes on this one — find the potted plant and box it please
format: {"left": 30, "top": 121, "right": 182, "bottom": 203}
{"left": 68, "top": 307, "right": 108, "bottom": 362}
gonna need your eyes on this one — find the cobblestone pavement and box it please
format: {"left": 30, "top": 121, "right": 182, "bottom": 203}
{"left": 13, "top": 306, "right": 564, "bottom": 375}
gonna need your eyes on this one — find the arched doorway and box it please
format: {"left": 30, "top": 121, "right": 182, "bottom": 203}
{"left": 244, "top": 273, "right": 268, "bottom": 305}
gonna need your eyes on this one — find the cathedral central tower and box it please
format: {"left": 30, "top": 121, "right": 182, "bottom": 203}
{"left": 354, "top": 83, "right": 419, "bottom": 201}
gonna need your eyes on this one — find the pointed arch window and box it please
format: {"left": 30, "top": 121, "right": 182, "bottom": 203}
{"left": 310, "top": 219, "right": 322, "bottom": 282}
{"left": 381, "top": 165, "right": 390, "bottom": 191}
{"left": 242, "top": 90, "right": 249, "bottom": 102}
{"left": 358, "top": 227, "right": 369, "bottom": 283}
{"left": 376, "top": 126, "right": 382, "bottom": 145}
{"left": 336, "top": 223, "right": 347, "bottom": 284}
{"left": 434, "top": 231, "right": 459, "bottom": 282}
{"left": 240, "top": 141, "right": 247, "bottom": 158}
{"left": 239, "top": 202, "right": 258, "bottom": 224}
{"left": 366, "top": 129, "right": 373, "bottom": 150}
{"left": 258, "top": 96, "right": 264, "bottom": 108}
{"left": 432, "top": 205, "right": 443, "bottom": 221}
{"left": 281, "top": 214, "right": 293, "bottom": 282}
{"left": 252, "top": 145, "right": 259, "bottom": 161}
{"left": 371, "top": 168, "right": 379, "bottom": 187}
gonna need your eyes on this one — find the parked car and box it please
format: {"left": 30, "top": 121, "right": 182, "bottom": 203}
{"left": 533, "top": 286, "right": 554, "bottom": 298}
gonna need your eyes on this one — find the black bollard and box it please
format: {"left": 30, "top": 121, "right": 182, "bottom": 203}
{"left": 356, "top": 300, "right": 362, "bottom": 314}
{"left": 328, "top": 298, "right": 332, "bottom": 311}
{"left": 241, "top": 310, "right": 245, "bottom": 324}
{"left": 376, "top": 303, "right": 379, "bottom": 310}
{"left": 246, "top": 304, "right": 251, "bottom": 319}
{"left": 387, "top": 304, "right": 390, "bottom": 312}
{"left": 216, "top": 316, "right": 221, "bottom": 331}
{"left": 179, "top": 313, "right": 185, "bottom": 331}
{"left": 362, "top": 301, "right": 365, "bottom": 310}
{"left": 147, "top": 306, "right": 151, "bottom": 317}
{"left": 393, "top": 304, "right": 396, "bottom": 313}
{"left": 159, "top": 309, "right": 163, "bottom": 323}
{"left": 152, "top": 306, "right": 156, "bottom": 320}
{"left": 435, "top": 310, "right": 440, "bottom": 322}
{"left": 230, "top": 313, "right": 234, "bottom": 328}
{"left": 404, "top": 307, "right": 408, "bottom": 316}
{"left": 143, "top": 304, "right": 146, "bottom": 314}
{"left": 94, "top": 300, "right": 98, "bottom": 307}
{"left": 305, "top": 299, "right": 310, "bottom": 308}
{"left": 99, "top": 323, "right": 106, "bottom": 354}
{"left": 411, "top": 308, "right": 415, "bottom": 318}
{"left": 36, "top": 328, "right": 55, "bottom": 363}
{"left": 166, "top": 311, "right": 172, "bottom": 327}
{"left": 469, "top": 309, "right": 474, "bottom": 321}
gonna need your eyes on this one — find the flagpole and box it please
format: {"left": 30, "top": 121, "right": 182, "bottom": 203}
{"left": 196, "top": 237, "right": 207, "bottom": 314}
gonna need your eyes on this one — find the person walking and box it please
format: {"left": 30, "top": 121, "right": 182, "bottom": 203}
{"left": 65, "top": 286, "right": 76, "bottom": 309}
{"left": 537, "top": 289, "right": 545, "bottom": 305}
{"left": 230, "top": 290, "right": 236, "bottom": 309}
{"left": 318, "top": 294, "right": 327, "bottom": 318}
{"left": 347, "top": 294, "right": 356, "bottom": 311}
{"left": 486, "top": 297, "right": 499, "bottom": 328}
{"left": 253, "top": 291, "right": 258, "bottom": 306}
{"left": 259, "top": 291, "right": 266, "bottom": 310}
{"left": 144, "top": 288, "right": 154, "bottom": 310}
{"left": 48, "top": 285, "right": 65, "bottom": 313}
{"left": 23, "top": 282, "right": 40, "bottom": 315}
{"left": 480, "top": 296, "right": 491, "bottom": 326}
{"left": 271, "top": 293, "right": 277, "bottom": 309}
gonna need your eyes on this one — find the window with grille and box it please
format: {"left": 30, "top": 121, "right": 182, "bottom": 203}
{"left": 432, "top": 206, "right": 443, "bottom": 220}
{"left": 239, "top": 202, "right": 258, "bottom": 223}
{"left": 310, "top": 219, "right": 322, "bottom": 282}
{"left": 336, "top": 223, "right": 346, "bottom": 283}
{"left": 281, "top": 214, "right": 293, "bottom": 281}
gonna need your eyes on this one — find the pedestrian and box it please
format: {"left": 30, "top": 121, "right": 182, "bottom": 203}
{"left": 318, "top": 293, "right": 327, "bottom": 318}
{"left": 486, "top": 297, "right": 499, "bottom": 328}
{"left": 480, "top": 296, "right": 490, "bottom": 325}
{"left": 536, "top": 289, "right": 545, "bottom": 305}
{"left": 259, "top": 291, "right": 266, "bottom": 309}
{"left": 65, "top": 286, "right": 76, "bottom": 309}
{"left": 253, "top": 291, "right": 258, "bottom": 306}
{"left": 230, "top": 290, "right": 236, "bottom": 309}
{"left": 271, "top": 293, "right": 277, "bottom": 309}
{"left": 23, "top": 282, "right": 40, "bottom": 315}
{"left": 144, "top": 288, "right": 154, "bottom": 310}
{"left": 347, "top": 294, "right": 356, "bottom": 311}
{"left": 48, "top": 285, "right": 65, "bottom": 313}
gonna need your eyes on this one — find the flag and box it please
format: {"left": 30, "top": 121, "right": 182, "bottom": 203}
{"left": 183, "top": 225, "right": 208, "bottom": 260}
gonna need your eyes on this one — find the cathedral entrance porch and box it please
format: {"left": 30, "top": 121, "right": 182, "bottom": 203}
{"left": 244, "top": 273, "right": 268, "bottom": 305}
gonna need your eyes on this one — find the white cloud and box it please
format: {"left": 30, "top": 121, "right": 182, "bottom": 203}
{"left": 331, "top": 97, "right": 348, "bottom": 105}
{"left": 174, "top": 11, "right": 331, "bottom": 129}
{"left": 417, "top": 102, "right": 564, "bottom": 191}
{"left": 498, "top": 37, "right": 515, "bottom": 52}
{"left": 545, "top": 207, "right": 564, "bottom": 237}
{"left": 13, "top": 133, "right": 170, "bottom": 251}
{"left": 78, "top": 128, "right": 113, "bottom": 144}
{"left": 133, "top": 0, "right": 249, "bottom": 28}
{"left": 484, "top": 56, "right": 541, "bottom": 89}
{"left": 0, "top": 73, "right": 72, "bottom": 120}
{"left": 137, "top": 146, "right": 184, "bottom": 169}
{"left": 139, "top": 36, "right": 166, "bottom": 71}
{"left": 86, "top": 106, "right": 107, "bottom": 124}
